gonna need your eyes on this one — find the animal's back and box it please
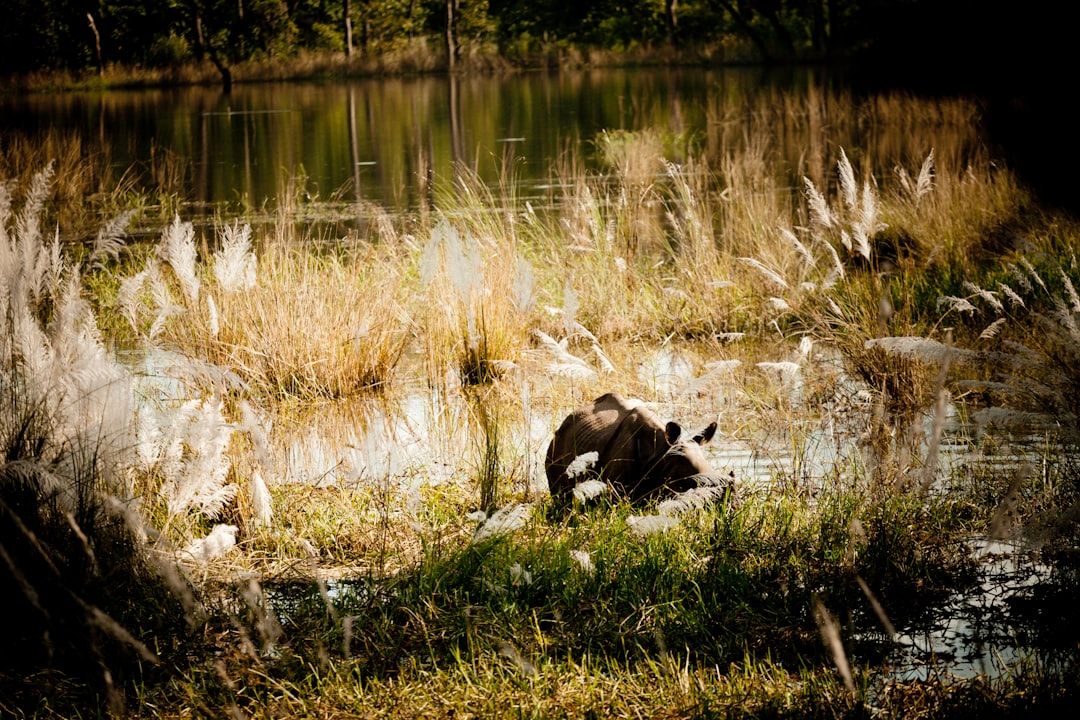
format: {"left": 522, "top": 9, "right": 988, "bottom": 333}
{"left": 545, "top": 392, "right": 654, "bottom": 499}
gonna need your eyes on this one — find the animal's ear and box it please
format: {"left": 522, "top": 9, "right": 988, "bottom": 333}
{"left": 692, "top": 421, "right": 717, "bottom": 445}
{"left": 665, "top": 421, "right": 681, "bottom": 445}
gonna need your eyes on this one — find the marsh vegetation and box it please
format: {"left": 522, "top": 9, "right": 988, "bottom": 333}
{"left": 2, "top": 84, "right": 1080, "bottom": 718}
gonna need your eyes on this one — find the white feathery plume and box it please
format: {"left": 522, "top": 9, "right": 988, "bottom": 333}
{"left": 782, "top": 227, "right": 816, "bottom": 269}
{"left": 116, "top": 267, "right": 149, "bottom": 333}
{"left": 767, "top": 297, "right": 791, "bottom": 312}
{"left": 1006, "top": 262, "right": 1033, "bottom": 293}
{"left": 757, "top": 361, "right": 801, "bottom": 377}
{"left": 509, "top": 563, "right": 533, "bottom": 586}
{"left": 591, "top": 343, "right": 615, "bottom": 374}
{"left": 471, "top": 503, "right": 531, "bottom": 544}
{"left": 240, "top": 401, "right": 275, "bottom": 527}
{"left": 837, "top": 148, "right": 857, "bottom": 211}
{"left": 249, "top": 471, "right": 273, "bottom": 528}
{"left": 180, "top": 524, "right": 238, "bottom": 563}
{"left": 1019, "top": 257, "right": 1047, "bottom": 292}
{"left": 804, "top": 177, "right": 834, "bottom": 229}
{"left": 565, "top": 451, "right": 599, "bottom": 479}
{"left": 89, "top": 209, "right": 135, "bottom": 269}
{"left": 962, "top": 281, "right": 1003, "bottom": 313}
{"left": 532, "top": 328, "right": 597, "bottom": 380}
{"left": 1052, "top": 301, "right": 1080, "bottom": 342}
{"left": 573, "top": 479, "right": 608, "bottom": 503}
{"left": 569, "top": 321, "right": 599, "bottom": 344}
{"left": 813, "top": 597, "right": 855, "bottom": 693}
{"left": 532, "top": 328, "right": 565, "bottom": 353}
{"left": 663, "top": 287, "right": 690, "bottom": 301}
{"left": 657, "top": 485, "right": 731, "bottom": 517}
{"left": 497, "top": 641, "right": 537, "bottom": 677}
{"left": 999, "top": 283, "right": 1026, "bottom": 309}
{"left": 979, "top": 318, "right": 1007, "bottom": 340}
{"left": 738, "top": 257, "right": 789, "bottom": 289}
{"left": 213, "top": 221, "right": 257, "bottom": 292}
{"left": 448, "top": 227, "right": 483, "bottom": 302}
{"left": 839, "top": 229, "right": 853, "bottom": 253}
{"left": 161, "top": 396, "right": 237, "bottom": 518}
{"left": 570, "top": 550, "right": 595, "bottom": 576}
{"left": 159, "top": 215, "right": 201, "bottom": 304}
{"left": 147, "top": 263, "right": 186, "bottom": 341}
{"left": 546, "top": 362, "right": 598, "bottom": 381}
{"left": 1061, "top": 270, "right": 1080, "bottom": 312}
{"left": 936, "top": 296, "right": 977, "bottom": 315}
{"left": 821, "top": 238, "right": 845, "bottom": 284}
{"left": 915, "top": 148, "right": 935, "bottom": 203}
{"left": 854, "top": 182, "right": 877, "bottom": 260}
{"left": 15, "top": 162, "right": 53, "bottom": 248}
{"left": 418, "top": 222, "right": 442, "bottom": 287}
{"left": 627, "top": 514, "right": 679, "bottom": 536}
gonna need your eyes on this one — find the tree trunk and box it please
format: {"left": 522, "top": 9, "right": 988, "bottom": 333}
{"left": 665, "top": 0, "right": 679, "bottom": 48}
{"left": 445, "top": 0, "right": 457, "bottom": 71}
{"left": 344, "top": 0, "right": 353, "bottom": 57}
{"left": 86, "top": 13, "right": 103, "bottom": 77}
{"left": 189, "top": 1, "right": 231, "bottom": 92}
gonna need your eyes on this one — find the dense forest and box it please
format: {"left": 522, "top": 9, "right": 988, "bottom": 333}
{"left": 1, "top": 0, "right": 1068, "bottom": 81}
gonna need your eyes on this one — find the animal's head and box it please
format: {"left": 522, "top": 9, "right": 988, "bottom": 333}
{"left": 636, "top": 420, "right": 718, "bottom": 497}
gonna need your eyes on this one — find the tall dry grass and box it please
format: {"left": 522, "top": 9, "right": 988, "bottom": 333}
{"left": 118, "top": 217, "right": 411, "bottom": 400}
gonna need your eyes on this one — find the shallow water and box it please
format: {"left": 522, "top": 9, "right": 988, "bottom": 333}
{"left": 885, "top": 539, "right": 1054, "bottom": 682}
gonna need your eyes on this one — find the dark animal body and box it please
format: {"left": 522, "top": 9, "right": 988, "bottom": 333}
{"left": 545, "top": 392, "right": 730, "bottom": 503}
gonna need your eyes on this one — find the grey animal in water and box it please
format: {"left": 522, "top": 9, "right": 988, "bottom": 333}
{"left": 545, "top": 392, "right": 732, "bottom": 504}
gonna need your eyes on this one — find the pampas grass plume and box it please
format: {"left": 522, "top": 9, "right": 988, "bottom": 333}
{"left": 213, "top": 221, "right": 257, "bottom": 292}
{"left": 570, "top": 550, "right": 595, "bottom": 576}
{"left": 838, "top": 148, "right": 857, "bottom": 211}
{"left": 627, "top": 514, "right": 679, "bottom": 536}
{"left": 181, "top": 524, "right": 238, "bottom": 562}
{"left": 573, "top": 479, "right": 608, "bottom": 503}
{"left": 159, "top": 215, "right": 200, "bottom": 304}
{"left": 471, "top": 503, "right": 531, "bottom": 544}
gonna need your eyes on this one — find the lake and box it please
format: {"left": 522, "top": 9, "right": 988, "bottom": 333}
{"left": 3, "top": 66, "right": 987, "bottom": 226}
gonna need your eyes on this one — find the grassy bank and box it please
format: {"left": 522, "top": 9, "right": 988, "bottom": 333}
{"left": 3, "top": 89, "right": 1080, "bottom": 718}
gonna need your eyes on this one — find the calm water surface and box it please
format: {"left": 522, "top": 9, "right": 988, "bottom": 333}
{"left": 3, "top": 67, "right": 861, "bottom": 219}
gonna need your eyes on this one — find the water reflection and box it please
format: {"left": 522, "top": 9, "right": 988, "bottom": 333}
{"left": 890, "top": 539, "right": 1055, "bottom": 681}
{"left": 1, "top": 66, "right": 987, "bottom": 230}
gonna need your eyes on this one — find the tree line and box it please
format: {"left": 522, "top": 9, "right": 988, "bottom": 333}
{"left": 0, "top": 1, "right": 1065, "bottom": 84}
{"left": 1, "top": 1, "right": 914, "bottom": 77}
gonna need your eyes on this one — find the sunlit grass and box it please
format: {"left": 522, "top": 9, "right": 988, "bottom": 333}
{"left": 4, "top": 87, "right": 1080, "bottom": 717}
